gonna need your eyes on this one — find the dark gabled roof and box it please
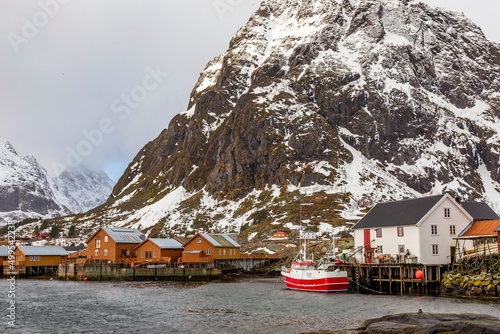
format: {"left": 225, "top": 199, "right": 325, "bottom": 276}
{"left": 494, "top": 225, "right": 500, "bottom": 232}
{"left": 173, "top": 236, "right": 188, "bottom": 245}
{"left": 353, "top": 195, "right": 444, "bottom": 229}
{"left": 461, "top": 202, "right": 500, "bottom": 221}
{"left": 64, "top": 246, "right": 85, "bottom": 252}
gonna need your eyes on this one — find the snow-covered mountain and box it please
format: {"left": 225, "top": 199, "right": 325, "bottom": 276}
{"left": 54, "top": 166, "right": 115, "bottom": 213}
{"left": 23, "top": 0, "right": 500, "bottom": 241}
{"left": 0, "top": 137, "right": 115, "bottom": 225}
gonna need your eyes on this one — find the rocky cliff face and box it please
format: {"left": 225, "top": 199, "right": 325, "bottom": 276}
{"left": 44, "top": 0, "right": 500, "bottom": 240}
{"left": 0, "top": 137, "right": 114, "bottom": 225}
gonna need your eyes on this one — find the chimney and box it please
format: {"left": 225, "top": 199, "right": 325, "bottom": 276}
{"left": 455, "top": 196, "right": 461, "bottom": 205}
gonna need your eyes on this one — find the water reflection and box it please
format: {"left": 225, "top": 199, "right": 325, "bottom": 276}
{"left": 2, "top": 278, "right": 499, "bottom": 334}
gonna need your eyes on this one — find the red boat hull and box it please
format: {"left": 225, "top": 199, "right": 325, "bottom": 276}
{"left": 281, "top": 274, "right": 349, "bottom": 292}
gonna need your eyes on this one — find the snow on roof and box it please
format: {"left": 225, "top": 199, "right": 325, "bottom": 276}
{"left": 0, "top": 246, "right": 10, "bottom": 257}
{"left": 18, "top": 246, "right": 68, "bottom": 256}
{"left": 200, "top": 233, "right": 240, "bottom": 247}
{"left": 103, "top": 227, "right": 144, "bottom": 244}
{"left": 149, "top": 238, "right": 183, "bottom": 249}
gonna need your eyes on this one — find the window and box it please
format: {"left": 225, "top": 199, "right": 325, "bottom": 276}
{"left": 96, "top": 239, "right": 101, "bottom": 248}
{"left": 153, "top": 251, "right": 156, "bottom": 258}
{"left": 95, "top": 249, "right": 99, "bottom": 256}
{"left": 377, "top": 245, "right": 383, "bottom": 254}
{"left": 206, "top": 248, "right": 211, "bottom": 255}
{"left": 444, "top": 208, "right": 450, "bottom": 218}
{"left": 432, "top": 244, "right": 439, "bottom": 255}
{"left": 223, "top": 249, "right": 226, "bottom": 255}
{"left": 121, "top": 250, "right": 127, "bottom": 257}
{"left": 376, "top": 228, "right": 382, "bottom": 238}
{"left": 29, "top": 256, "right": 40, "bottom": 261}
{"left": 229, "top": 249, "right": 232, "bottom": 256}
{"left": 126, "top": 249, "right": 130, "bottom": 256}
{"left": 450, "top": 225, "right": 456, "bottom": 235}
{"left": 219, "top": 249, "right": 221, "bottom": 255}
{"left": 431, "top": 225, "right": 438, "bottom": 235}
{"left": 104, "top": 249, "right": 108, "bottom": 256}
{"left": 145, "top": 251, "right": 152, "bottom": 259}
{"left": 196, "top": 238, "right": 202, "bottom": 243}
{"left": 104, "top": 236, "right": 108, "bottom": 242}
{"left": 398, "top": 245, "right": 405, "bottom": 253}
{"left": 397, "top": 226, "right": 404, "bottom": 237}
{"left": 141, "top": 251, "right": 144, "bottom": 258}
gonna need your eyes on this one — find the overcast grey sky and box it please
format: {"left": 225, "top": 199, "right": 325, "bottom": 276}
{"left": 0, "top": 0, "right": 498, "bottom": 181}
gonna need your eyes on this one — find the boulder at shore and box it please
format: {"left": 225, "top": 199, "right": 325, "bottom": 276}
{"left": 359, "top": 313, "right": 500, "bottom": 333}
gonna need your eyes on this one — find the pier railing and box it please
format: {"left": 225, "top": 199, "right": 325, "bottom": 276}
{"left": 350, "top": 254, "right": 419, "bottom": 265}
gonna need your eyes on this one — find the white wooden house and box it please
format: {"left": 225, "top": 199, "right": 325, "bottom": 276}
{"left": 352, "top": 194, "right": 473, "bottom": 265}
{"left": 300, "top": 230, "right": 317, "bottom": 240}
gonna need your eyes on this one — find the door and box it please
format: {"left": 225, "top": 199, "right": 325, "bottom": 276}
{"left": 364, "top": 229, "right": 372, "bottom": 263}
{"left": 450, "top": 246, "right": 456, "bottom": 263}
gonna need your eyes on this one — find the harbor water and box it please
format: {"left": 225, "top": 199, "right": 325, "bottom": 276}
{"left": 3, "top": 278, "right": 500, "bottom": 333}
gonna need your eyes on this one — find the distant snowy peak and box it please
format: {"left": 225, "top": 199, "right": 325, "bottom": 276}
{"left": 0, "top": 138, "right": 115, "bottom": 224}
{"left": 54, "top": 166, "right": 115, "bottom": 213}
{"left": 0, "top": 137, "right": 17, "bottom": 155}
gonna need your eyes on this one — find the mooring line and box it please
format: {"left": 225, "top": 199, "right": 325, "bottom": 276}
{"left": 348, "top": 277, "right": 386, "bottom": 294}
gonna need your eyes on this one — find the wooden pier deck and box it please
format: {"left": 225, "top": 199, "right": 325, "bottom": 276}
{"left": 335, "top": 263, "right": 447, "bottom": 295}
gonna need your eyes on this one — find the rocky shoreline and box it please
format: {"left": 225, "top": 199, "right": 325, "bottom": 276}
{"left": 441, "top": 271, "right": 500, "bottom": 297}
{"left": 357, "top": 313, "right": 500, "bottom": 334}
{"left": 303, "top": 313, "right": 500, "bottom": 334}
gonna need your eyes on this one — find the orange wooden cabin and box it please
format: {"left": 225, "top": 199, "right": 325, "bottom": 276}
{"left": 271, "top": 231, "right": 290, "bottom": 239}
{"left": 0, "top": 246, "right": 13, "bottom": 267}
{"left": 12, "top": 246, "right": 68, "bottom": 266}
{"left": 181, "top": 233, "right": 240, "bottom": 263}
{"left": 135, "top": 238, "right": 183, "bottom": 264}
{"left": 86, "top": 227, "right": 145, "bottom": 263}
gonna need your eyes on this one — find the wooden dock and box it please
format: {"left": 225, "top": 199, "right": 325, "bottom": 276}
{"left": 335, "top": 263, "right": 447, "bottom": 295}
